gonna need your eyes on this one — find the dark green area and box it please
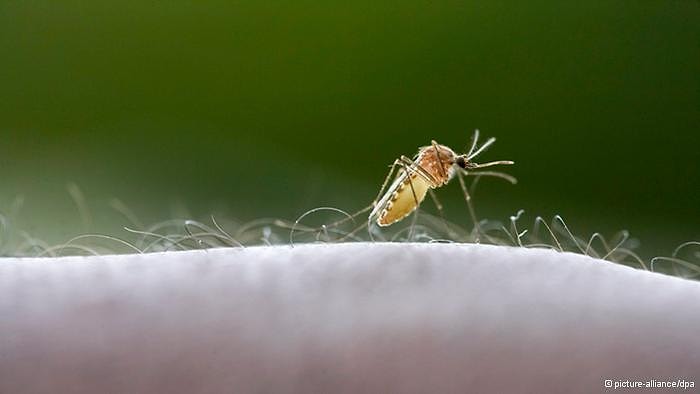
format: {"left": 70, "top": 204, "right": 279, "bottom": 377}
{"left": 1, "top": 1, "right": 698, "bottom": 254}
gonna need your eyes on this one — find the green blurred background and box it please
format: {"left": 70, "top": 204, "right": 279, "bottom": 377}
{"left": 1, "top": 1, "right": 698, "bottom": 254}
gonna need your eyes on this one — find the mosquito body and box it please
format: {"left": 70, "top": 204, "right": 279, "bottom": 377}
{"left": 369, "top": 130, "right": 515, "bottom": 227}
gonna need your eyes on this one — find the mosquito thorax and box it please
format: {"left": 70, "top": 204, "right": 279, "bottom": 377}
{"left": 415, "top": 144, "right": 457, "bottom": 186}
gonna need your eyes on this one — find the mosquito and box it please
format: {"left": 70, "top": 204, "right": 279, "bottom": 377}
{"left": 290, "top": 130, "right": 515, "bottom": 244}
{"left": 368, "top": 129, "right": 516, "bottom": 233}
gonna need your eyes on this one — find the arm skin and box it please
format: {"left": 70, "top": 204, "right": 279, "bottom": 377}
{"left": 1, "top": 243, "right": 699, "bottom": 393}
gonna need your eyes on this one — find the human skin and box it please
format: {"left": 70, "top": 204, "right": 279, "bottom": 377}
{"left": 1, "top": 243, "right": 699, "bottom": 393}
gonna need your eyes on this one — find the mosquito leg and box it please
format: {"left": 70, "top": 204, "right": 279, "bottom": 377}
{"left": 368, "top": 156, "right": 439, "bottom": 241}
{"left": 399, "top": 159, "right": 423, "bottom": 242}
{"left": 367, "top": 158, "right": 414, "bottom": 241}
{"left": 316, "top": 205, "right": 372, "bottom": 230}
{"left": 431, "top": 140, "right": 447, "bottom": 180}
{"left": 383, "top": 153, "right": 441, "bottom": 199}
{"left": 367, "top": 158, "right": 413, "bottom": 241}
{"left": 428, "top": 189, "right": 444, "bottom": 215}
{"left": 370, "top": 155, "right": 437, "bottom": 214}
{"left": 398, "top": 156, "right": 440, "bottom": 186}
{"left": 469, "top": 175, "right": 482, "bottom": 195}
{"left": 369, "top": 157, "right": 432, "bottom": 222}
{"left": 372, "top": 160, "right": 403, "bottom": 207}
{"left": 460, "top": 168, "right": 518, "bottom": 244}
{"left": 338, "top": 220, "right": 370, "bottom": 242}
{"left": 428, "top": 189, "right": 454, "bottom": 238}
{"left": 291, "top": 205, "right": 371, "bottom": 236}
{"left": 291, "top": 206, "right": 368, "bottom": 245}
{"left": 462, "top": 170, "right": 517, "bottom": 185}
{"left": 400, "top": 160, "right": 420, "bottom": 242}
{"left": 456, "top": 169, "right": 482, "bottom": 241}
{"left": 399, "top": 155, "right": 451, "bottom": 240}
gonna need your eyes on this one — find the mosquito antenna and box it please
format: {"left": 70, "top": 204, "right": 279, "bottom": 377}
{"left": 467, "top": 137, "right": 496, "bottom": 161}
{"left": 465, "top": 129, "right": 481, "bottom": 158}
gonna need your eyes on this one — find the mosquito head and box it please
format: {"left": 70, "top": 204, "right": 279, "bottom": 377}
{"left": 454, "top": 155, "right": 476, "bottom": 169}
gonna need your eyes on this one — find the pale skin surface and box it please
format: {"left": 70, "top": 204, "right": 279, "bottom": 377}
{"left": 2, "top": 243, "right": 699, "bottom": 393}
